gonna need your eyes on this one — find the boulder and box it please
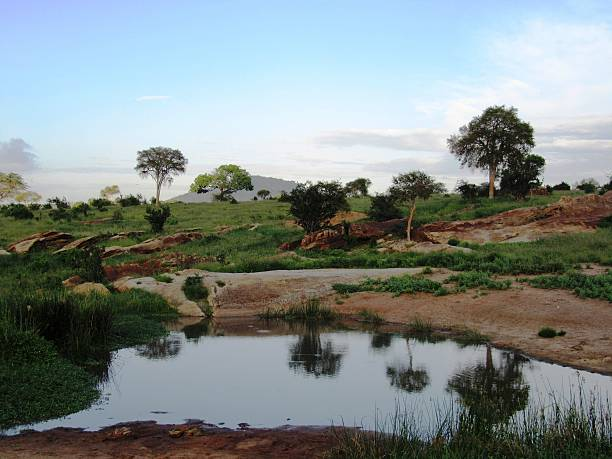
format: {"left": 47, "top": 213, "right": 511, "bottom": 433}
{"left": 103, "top": 232, "right": 203, "bottom": 258}
{"left": 8, "top": 231, "right": 74, "bottom": 254}
{"left": 415, "top": 192, "right": 612, "bottom": 244}
{"left": 71, "top": 282, "right": 110, "bottom": 296}
{"left": 0, "top": 249, "right": 10, "bottom": 256}
{"left": 300, "top": 228, "right": 346, "bottom": 250}
{"left": 377, "top": 240, "right": 472, "bottom": 254}
{"left": 109, "top": 231, "right": 146, "bottom": 240}
{"left": 329, "top": 211, "right": 368, "bottom": 226}
{"left": 54, "top": 235, "right": 107, "bottom": 253}
{"left": 62, "top": 275, "right": 84, "bottom": 288}
{"left": 350, "top": 219, "right": 405, "bottom": 240}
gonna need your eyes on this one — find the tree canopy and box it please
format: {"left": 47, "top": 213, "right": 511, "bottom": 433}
{"left": 100, "top": 185, "right": 121, "bottom": 200}
{"left": 0, "top": 172, "right": 28, "bottom": 201}
{"left": 499, "top": 154, "right": 546, "bottom": 199}
{"left": 448, "top": 105, "right": 535, "bottom": 199}
{"left": 189, "top": 164, "right": 253, "bottom": 201}
{"left": 344, "top": 178, "right": 372, "bottom": 197}
{"left": 256, "top": 189, "right": 271, "bottom": 200}
{"left": 389, "top": 171, "right": 445, "bottom": 240}
{"left": 135, "top": 147, "right": 187, "bottom": 206}
{"left": 287, "top": 181, "right": 349, "bottom": 233}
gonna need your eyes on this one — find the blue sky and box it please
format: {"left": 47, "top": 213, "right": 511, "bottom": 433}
{"left": 1, "top": 0, "right": 611, "bottom": 200}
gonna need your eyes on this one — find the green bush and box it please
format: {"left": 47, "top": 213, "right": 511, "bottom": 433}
{"left": 144, "top": 204, "right": 171, "bottom": 232}
{"left": 538, "top": 327, "right": 561, "bottom": 338}
{"left": 333, "top": 274, "right": 446, "bottom": 297}
{"left": 3, "top": 204, "right": 34, "bottom": 220}
{"left": 183, "top": 275, "right": 208, "bottom": 301}
{"left": 526, "top": 271, "right": 612, "bottom": 302}
{"left": 367, "top": 194, "right": 403, "bottom": 221}
{"left": 446, "top": 271, "right": 512, "bottom": 290}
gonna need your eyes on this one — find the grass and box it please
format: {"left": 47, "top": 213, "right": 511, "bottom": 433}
{"left": 333, "top": 274, "right": 448, "bottom": 297}
{"left": 327, "top": 394, "right": 612, "bottom": 458}
{"left": 446, "top": 271, "right": 512, "bottom": 291}
{"left": 258, "top": 298, "right": 338, "bottom": 322}
{"left": 358, "top": 309, "right": 385, "bottom": 324}
{"left": 182, "top": 275, "right": 208, "bottom": 301}
{"left": 407, "top": 318, "right": 434, "bottom": 334}
{"left": 524, "top": 271, "right": 612, "bottom": 302}
{"left": 154, "top": 273, "right": 173, "bottom": 283}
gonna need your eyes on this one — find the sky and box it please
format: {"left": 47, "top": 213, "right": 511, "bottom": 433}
{"left": 1, "top": 0, "right": 611, "bottom": 201}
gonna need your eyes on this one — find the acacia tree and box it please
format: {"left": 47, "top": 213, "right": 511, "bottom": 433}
{"left": 344, "top": 177, "right": 372, "bottom": 197}
{"left": 389, "top": 171, "right": 445, "bottom": 241}
{"left": 189, "top": 164, "right": 253, "bottom": 201}
{"left": 14, "top": 191, "right": 42, "bottom": 204}
{"left": 257, "top": 189, "right": 271, "bottom": 200}
{"left": 100, "top": 185, "right": 121, "bottom": 201}
{"left": 0, "top": 172, "right": 27, "bottom": 201}
{"left": 135, "top": 147, "right": 187, "bottom": 207}
{"left": 448, "top": 105, "right": 535, "bottom": 199}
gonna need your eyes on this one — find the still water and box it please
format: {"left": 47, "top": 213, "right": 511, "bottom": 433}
{"left": 15, "top": 321, "right": 612, "bottom": 433}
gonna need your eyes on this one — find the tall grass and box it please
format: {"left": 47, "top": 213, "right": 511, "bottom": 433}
{"left": 259, "top": 297, "right": 338, "bottom": 322}
{"left": 328, "top": 393, "right": 612, "bottom": 458}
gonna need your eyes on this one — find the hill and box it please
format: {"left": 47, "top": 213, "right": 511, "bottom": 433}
{"left": 169, "top": 175, "right": 297, "bottom": 203}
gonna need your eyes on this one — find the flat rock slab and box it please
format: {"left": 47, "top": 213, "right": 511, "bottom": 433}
{"left": 114, "top": 268, "right": 422, "bottom": 317}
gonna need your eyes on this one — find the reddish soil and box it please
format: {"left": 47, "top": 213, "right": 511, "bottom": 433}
{"left": 0, "top": 422, "right": 339, "bottom": 458}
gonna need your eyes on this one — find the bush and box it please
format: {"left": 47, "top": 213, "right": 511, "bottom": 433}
{"left": 526, "top": 271, "right": 612, "bottom": 302}
{"left": 367, "top": 194, "right": 402, "bottom": 221}
{"left": 48, "top": 196, "right": 70, "bottom": 209}
{"left": 49, "top": 207, "right": 72, "bottom": 221}
{"left": 287, "top": 181, "right": 349, "bottom": 233}
{"left": 446, "top": 271, "right": 512, "bottom": 290}
{"left": 71, "top": 202, "right": 90, "bottom": 217}
{"left": 89, "top": 198, "right": 112, "bottom": 211}
{"left": 538, "top": 327, "right": 562, "bottom": 338}
{"left": 144, "top": 204, "right": 171, "bottom": 232}
{"left": 455, "top": 181, "right": 480, "bottom": 200}
{"left": 117, "top": 194, "right": 143, "bottom": 207}
{"left": 552, "top": 181, "right": 571, "bottom": 191}
{"left": 112, "top": 209, "right": 124, "bottom": 221}
{"left": 3, "top": 204, "right": 34, "bottom": 220}
{"left": 182, "top": 276, "right": 208, "bottom": 301}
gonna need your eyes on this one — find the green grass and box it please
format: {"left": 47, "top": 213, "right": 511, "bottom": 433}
{"left": 327, "top": 395, "right": 612, "bottom": 458}
{"left": 357, "top": 309, "right": 385, "bottom": 324}
{"left": 258, "top": 298, "right": 338, "bottom": 322}
{"left": 333, "top": 274, "right": 448, "bottom": 297}
{"left": 182, "top": 275, "right": 208, "bottom": 301}
{"left": 154, "top": 273, "right": 173, "bottom": 283}
{"left": 446, "top": 271, "right": 512, "bottom": 291}
{"left": 525, "top": 271, "right": 612, "bottom": 302}
{"left": 407, "top": 318, "right": 434, "bottom": 334}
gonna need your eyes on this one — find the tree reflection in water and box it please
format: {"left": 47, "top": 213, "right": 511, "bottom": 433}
{"left": 447, "top": 345, "right": 530, "bottom": 424}
{"left": 385, "top": 338, "right": 430, "bottom": 393}
{"left": 288, "top": 324, "right": 346, "bottom": 378}
{"left": 370, "top": 332, "right": 392, "bottom": 350}
{"left": 136, "top": 334, "right": 182, "bottom": 360}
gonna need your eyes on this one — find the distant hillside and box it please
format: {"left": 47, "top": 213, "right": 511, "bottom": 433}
{"left": 169, "top": 175, "right": 297, "bottom": 203}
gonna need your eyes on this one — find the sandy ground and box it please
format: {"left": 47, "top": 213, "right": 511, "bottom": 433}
{"left": 0, "top": 422, "right": 339, "bottom": 458}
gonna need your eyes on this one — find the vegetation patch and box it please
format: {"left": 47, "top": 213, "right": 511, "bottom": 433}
{"left": 524, "top": 271, "right": 612, "bottom": 302}
{"left": 357, "top": 309, "right": 385, "bottom": 324}
{"left": 154, "top": 273, "right": 173, "bottom": 283}
{"left": 446, "top": 271, "right": 512, "bottom": 291}
{"left": 333, "top": 274, "right": 448, "bottom": 297}
{"left": 258, "top": 298, "right": 338, "bottom": 322}
{"left": 182, "top": 275, "right": 208, "bottom": 301}
{"left": 538, "top": 327, "right": 566, "bottom": 338}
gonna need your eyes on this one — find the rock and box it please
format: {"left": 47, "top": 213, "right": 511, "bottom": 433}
{"left": 376, "top": 240, "right": 472, "bottom": 254}
{"left": 108, "top": 231, "right": 145, "bottom": 240}
{"left": 62, "top": 275, "right": 84, "bottom": 288}
{"left": 71, "top": 282, "right": 111, "bottom": 296}
{"left": 300, "top": 228, "right": 346, "bottom": 250}
{"left": 103, "top": 253, "right": 210, "bottom": 281}
{"left": 278, "top": 240, "right": 301, "bottom": 251}
{"left": 8, "top": 231, "right": 74, "bottom": 254}
{"left": 54, "top": 235, "right": 107, "bottom": 253}
{"left": 103, "top": 232, "right": 203, "bottom": 258}
{"left": 329, "top": 211, "right": 368, "bottom": 226}
{"left": 415, "top": 192, "right": 612, "bottom": 244}
{"left": 350, "top": 219, "right": 405, "bottom": 240}
{"left": 0, "top": 249, "right": 10, "bottom": 256}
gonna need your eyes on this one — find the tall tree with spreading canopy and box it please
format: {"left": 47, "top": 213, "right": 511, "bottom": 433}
{"left": 135, "top": 147, "right": 187, "bottom": 207}
{"left": 344, "top": 177, "right": 372, "bottom": 197}
{"left": 256, "top": 189, "right": 271, "bottom": 200}
{"left": 448, "top": 105, "right": 535, "bottom": 199}
{"left": 190, "top": 164, "right": 253, "bottom": 201}
{"left": 389, "top": 171, "right": 445, "bottom": 241}
{"left": 0, "top": 172, "right": 28, "bottom": 201}
{"left": 499, "top": 154, "right": 545, "bottom": 199}
{"left": 100, "top": 185, "right": 121, "bottom": 201}
{"left": 287, "top": 181, "right": 349, "bottom": 233}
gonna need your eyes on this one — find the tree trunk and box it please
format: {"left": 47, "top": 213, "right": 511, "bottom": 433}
{"left": 406, "top": 200, "right": 416, "bottom": 241}
{"left": 488, "top": 165, "right": 497, "bottom": 199}
{"left": 155, "top": 181, "right": 162, "bottom": 207}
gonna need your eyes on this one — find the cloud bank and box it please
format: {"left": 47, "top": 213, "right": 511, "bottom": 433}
{"left": 0, "top": 138, "right": 38, "bottom": 172}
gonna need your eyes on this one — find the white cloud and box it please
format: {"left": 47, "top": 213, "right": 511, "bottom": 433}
{"left": 136, "top": 95, "right": 171, "bottom": 101}
{"left": 317, "top": 128, "right": 447, "bottom": 152}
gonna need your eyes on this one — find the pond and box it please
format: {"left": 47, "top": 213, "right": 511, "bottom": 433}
{"left": 11, "top": 320, "right": 612, "bottom": 433}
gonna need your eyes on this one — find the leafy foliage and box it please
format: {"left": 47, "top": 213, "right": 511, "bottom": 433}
{"left": 525, "top": 271, "right": 612, "bottom": 301}
{"left": 2, "top": 203, "right": 34, "bottom": 220}
{"left": 367, "top": 194, "right": 403, "bottom": 221}
{"left": 345, "top": 177, "right": 372, "bottom": 197}
{"left": 144, "top": 203, "right": 171, "bottom": 232}
{"left": 499, "top": 154, "right": 546, "bottom": 199}
{"left": 446, "top": 271, "right": 512, "bottom": 290}
{"left": 190, "top": 164, "right": 253, "bottom": 201}
{"left": 0, "top": 172, "right": 27, "bottom": 201}
{"left": 135, "top": 146, "right": 187, "bottom": 205}
{"left": 333, "top": 274, "right": 447, "bottom": 297}
{"left": 287, "top": 181, "right": 349, "bottom": 233}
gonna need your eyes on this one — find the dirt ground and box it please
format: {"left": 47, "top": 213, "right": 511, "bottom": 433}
{"left": 0, "top": 422, "right": 340, "bottom": 458}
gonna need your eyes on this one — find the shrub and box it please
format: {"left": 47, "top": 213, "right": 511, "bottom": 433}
{"left": 358, "top": 309, "right": 384, "bottom": 324}
{"left": 447, "top": 238, "right": 460, "bottom": 246}
{"left": 287, "top": 181, "right": 349, "bottom": 233}
{"left": 49, "top": 207, "right": 72, "bottom": 221}
{"left": 144, "top": 204, "right": 171, "bottom": 232}
{"left": 367, "top": 194, "right": 402, "bottom": 221}
{"left": 71, "top": 202, "right": 91, "bottom": 216}
{"left": 89, "top": 198, "right": 112, "bottom": 211}
{"left": 333, "top": 274, "right": 446, "bottom": 297}
{"left": 455, "top": 180, "right": 480, "bottom": 200}
{"left": 48, "top": 196, "right": 70, "bottom": 209}
{"left": 112, "top": 209, "right": 124, "bottom": 221}
{"left": 154, "top": 274, "right": 173, "bottom": 283}
{"left": 4, "top": 203, "right": 34, "bottom": 220}
{"left": 525, "top": 271, "right": 612, "bottom": 302}
{"left": 552, "top": 181, "right": 571, "bottom": 191}
{"left": 446, "top": 271, "right": 512, "bottom": 290}
{"left": 182, "top": 275, "right": 208, "bottom": 301}
{"left": 538, "top": 327, "right": 564, "bottom": 338}
{"left": 117, "top": 194, "right": 143, "bottom": 207}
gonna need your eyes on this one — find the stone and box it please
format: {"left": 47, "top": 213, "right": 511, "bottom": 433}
{"left": 62, "top": 275, "right": 84, "bottom": 288}
{"left": 54, "top": 235, "right": 106, "bottom": 253}
{"left": 8, "top": 231, "right": 74, "bottom": 254}
{"left": 71, "top": 282, "right": 111, "bottom": 296}
{"left": 376, "top": 240, "right": 472, "bottom": 254}
{"left": 300, "top": 228, "right": 346, "bottom": 250}
{"left": 103, "top": 231, "right": 203, "bottom": 258}
{"left": 0, "top": 249, "right": 10, "bottom": 256}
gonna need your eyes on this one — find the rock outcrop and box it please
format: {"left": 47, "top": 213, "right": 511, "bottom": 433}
{"left": 71, "top": 282, "right": 111, "bottom": 296}
{"left": 103, "top": 232, "right": 203, "bottom": 258}
{"left": 376, "top": 240, "right": 472, "bottom": 254}
{"left": 54, "top": 235, "right": 107, "bottom": 253}
{"left": 8, "top": 231, "right": 74, "bottom": 254}
{"left": 415, "top": 192, "right": 612, "bottom": 244}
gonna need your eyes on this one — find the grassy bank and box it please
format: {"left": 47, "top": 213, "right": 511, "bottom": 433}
{"left": 328, "top": 396, "right": 612, "bottom": 458}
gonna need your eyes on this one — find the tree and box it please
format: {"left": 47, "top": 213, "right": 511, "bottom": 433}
{"left": 135, "top": 147, "right": 187, "bottom": 207}
{"left": 344, "top": 177, "right": 372, "bottom": 197}
{"left": 0, "top": 172, "right": 27, "bottom": 201}
{"left": 575, "top": 178, "right": 599, "bottom": 194}
{"left": 448, "top": 105, "right": 535, "bottom": 199}
{"left": 551, "top": 181, "right": 571, "bottom": 191}
{"left": 256, "top": 189, "right": 271, "bottom": 200}
{"left": 499, "top": 154, "right": 546, "bottom": 199}
{"left": 144, "top": 204, "right": 171, "bottom": 232}
{"left": 367, "top": 194, "right": 402, "bottom": 221}
{"left": 100, "top": 185, "right": 121, "bottom": 201}
{"left": 287, "top": 181, "right": 349, "bottom": 234}
{"left": 455, "top": 180, "right": 480, "bottom": 201}
{"left": 190, "top": 164, "right": 253, "bottom": 201}
{"left": 14, "top": 191, "right": 42, "bottom": 204}
{"left": 389, "top": 171, "right": 445, "bottom": 241}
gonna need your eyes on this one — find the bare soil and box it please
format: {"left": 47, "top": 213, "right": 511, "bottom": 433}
{"left": 0, "top": 422, "right": 339, "bottom": 458}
